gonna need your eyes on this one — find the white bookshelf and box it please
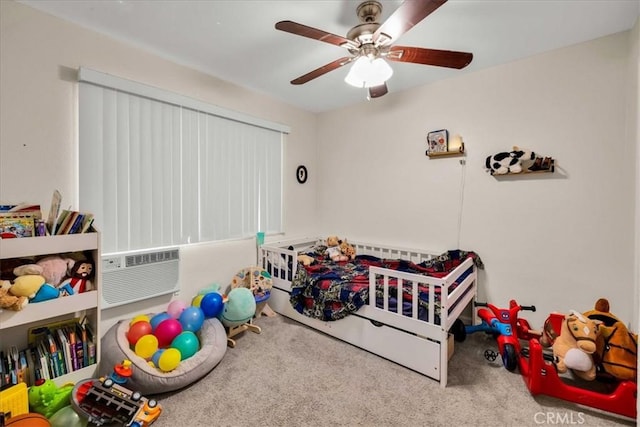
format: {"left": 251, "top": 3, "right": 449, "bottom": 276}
{"left": 0, "top": 232, "right": 101, "bottom": 387}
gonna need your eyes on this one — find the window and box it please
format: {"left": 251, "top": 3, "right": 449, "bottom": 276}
{"left": 78, "top": 68, "right": 288, "bottom": 254}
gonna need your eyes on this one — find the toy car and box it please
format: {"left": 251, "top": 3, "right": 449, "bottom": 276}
{"left": 71, "top": 377, "right": 161, "bottom": 426}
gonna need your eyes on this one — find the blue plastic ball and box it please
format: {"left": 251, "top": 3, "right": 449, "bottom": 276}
{"left": 179, "top": 306, "right": 205, "bottom": 332}
{"left": 151, "top": 349, "right": 165, "bottom": 367}
{"left": 149, "top": 312, "right": 171, "bottom": 332}
{"left": 200, "top": 292, "right": 224, "bottom": 318}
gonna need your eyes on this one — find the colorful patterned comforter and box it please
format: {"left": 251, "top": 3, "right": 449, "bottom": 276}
{"left": 289, "top": 250, "right": 482, "bottom": 322}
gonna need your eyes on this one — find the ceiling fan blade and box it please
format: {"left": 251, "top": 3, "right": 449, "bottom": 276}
{"left": 276, "top": 21, "right": 356, "bottom": 49}
{"left": 290, "top": 57, "right": 353, "bottom": 85}
{"left": 387, "top": 46, "right": 473, "bottom": 69}
{"left": 374, "top": 0, "right": 447, "bottom": 44}
{"left": 368, "top": 83, "right": 388, "bottom": 99}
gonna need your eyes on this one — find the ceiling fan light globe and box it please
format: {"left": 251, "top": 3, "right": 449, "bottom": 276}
{"left": 365, "top": 58, "right": 393, "bottom": 87}
{"left": 344, "top": 56, "right": 369, "bottom": 87}
{"left": 344, "top": 56, "right": 393, "bottom": 88}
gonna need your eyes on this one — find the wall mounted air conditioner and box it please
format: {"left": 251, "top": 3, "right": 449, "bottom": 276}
{"left": 101, "top": 247, "right": 180, "bottom": 309}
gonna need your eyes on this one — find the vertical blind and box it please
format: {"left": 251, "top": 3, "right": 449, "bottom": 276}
{"left": 78, "top": 69, "right": 286, "bottom": 254}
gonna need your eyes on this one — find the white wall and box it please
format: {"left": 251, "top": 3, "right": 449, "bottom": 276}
{"left": 630, "top": 17, "right": 640, "bottom": 421}
{"left": 0, "top": 1, "right": 318, "bottom": 331}
{"left": 1, "top": 1, "right": 638, "bottom": 337}
{"left": 317, "top": 31, "right": 638, "bottom": 329}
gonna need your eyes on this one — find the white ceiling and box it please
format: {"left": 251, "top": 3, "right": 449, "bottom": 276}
{"left": 18, "top": 0, "right": 640, "bottom": 113}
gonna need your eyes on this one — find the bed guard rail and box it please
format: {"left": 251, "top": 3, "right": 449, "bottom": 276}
{"left": 367, "top": 256, "right": 476, "bottom": 332}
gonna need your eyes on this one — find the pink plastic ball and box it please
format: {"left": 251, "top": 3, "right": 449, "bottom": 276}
{"left": 167, "top": 300, "right": 188, "bottom": 319}
{"left": 154, "top": 318, "right": 183, "bottom": 348}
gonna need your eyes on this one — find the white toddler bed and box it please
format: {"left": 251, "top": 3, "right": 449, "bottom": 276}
{"left": 259, "top": 237, "right": 479, "bottom": 387}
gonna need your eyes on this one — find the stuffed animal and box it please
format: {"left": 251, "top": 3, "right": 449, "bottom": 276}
{"left": 0, "top": 280, "right": 28, "bottom": 311}
{"left": 297, "top": 254, "right": 315, "bottom": 266}
{"left": 59, "top": 259, "right": 94, "bottom": 294}
{"left": 584, "top": 298, "right": 638, "bottom": 381}
{"left": 550, "top": 310, "right": 601, "bottom": 381}
{"left": 36, "top": 255, "right": 76, "bottom": 286}
{"left": 10, "top": 274, "right": 45, "bottom": 300}
{"left": 326, "top": 235, "right": 348, "bottom": 262}
{"left": 12, "top": 263, "right": 43, "bottom": 277}
{"left": 485, "top": 146, "right": 535, "bottom": 175}
{"left": 219, "top": 287, "right": 256, "bottom": 328}
{"left": 339, "top": 240, "right": 356, "bottom": 260}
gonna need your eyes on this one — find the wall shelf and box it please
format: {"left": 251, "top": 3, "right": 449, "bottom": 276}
{"left": 490, "top": 159, "right": 555, "bottom": 176}
{"left": 426, "top": 143, "right": 465, "bottom": 158}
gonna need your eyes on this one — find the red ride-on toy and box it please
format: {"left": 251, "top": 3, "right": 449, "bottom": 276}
{"left": 519, "top": 313, "right": 637, "bottom": 420}
{"left": 453, "top": 299, "right": 540, "bottom": 371}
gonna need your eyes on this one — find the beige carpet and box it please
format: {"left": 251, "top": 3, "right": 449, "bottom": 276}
{"left": 150, "top": 314, "right": 635, "bottom": 427}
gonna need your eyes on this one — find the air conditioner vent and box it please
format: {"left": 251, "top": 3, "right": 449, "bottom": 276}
{"left": 125, "top": 249, "right": 179, "bottom": 268}
{"left": 102, "top": 247, "right": 180, "bottom": 309}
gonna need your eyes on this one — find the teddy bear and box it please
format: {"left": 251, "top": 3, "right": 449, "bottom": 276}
{"left": 339, "top": 240, "right": 356, "bottom": 260}
{"left": 326, "top": 235, "right": 348, "bottom": 262}
{"left": 485, "top": 146, "right": 535, "bottom": 175}
{"left": 297, "top": 254, "right": 315, "bottom": 266}
{"left": 0, "top": 280, "right": 28, "bottom": 311}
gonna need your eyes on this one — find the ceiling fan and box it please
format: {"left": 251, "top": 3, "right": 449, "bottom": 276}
{"left": 275, "top": 0, "right": 473, "bottom": 99}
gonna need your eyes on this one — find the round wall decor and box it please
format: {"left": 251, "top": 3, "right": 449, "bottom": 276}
{"left": 296, "top": 165, "right": 308, "bottom": 184}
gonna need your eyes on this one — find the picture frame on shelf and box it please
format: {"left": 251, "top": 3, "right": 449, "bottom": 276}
{"left": 427, "top": 129, "right": 449, "bottom": 154}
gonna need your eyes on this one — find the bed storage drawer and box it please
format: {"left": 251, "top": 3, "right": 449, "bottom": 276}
{"left": 269, "top": 287, "right": 441, "bottom": 380}
{"left": 359, "top": 319, "right": 441, "bottom": 380}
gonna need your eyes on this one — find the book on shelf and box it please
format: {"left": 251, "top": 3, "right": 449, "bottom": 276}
{"left": 36, "top": 339, "right": 51, "bottom": 381}
{"left": 81, "top": 317, "right": 96, "bottom": 366}
{"left": 55, "top": 327, "right": 73, "bottom": 374}
{"left": 7, "top": 347, "right": 18, "bottom": 385}
{"left": 45, "top": 332, "right": 64, "bottom": 377}
{"left": 36, "top": 340, "right": 51, "bottom": 381}
{"left": 0, "top": 191, "right": 94, "bottom": 237}
{"left": 53, "top": 209, "right": 95, "bottom": 235}
{"left": 0, "top": 213, "right": 36, "bottom": 238}
{"left": 0, "top": 351, "right": 7, "bottom": 387}
{"left": 25, "top": 347, "right": 37, "bottom": 385}
{"left": 46, "top": 189, "right": 62, "bottom": 235}
{"left": 0, "top": 204, "right": 43, "bottom": 238}
{"left": 69, "top": 323, "right": 84, "bottom": 371}
{"left": 27, "top": 318, "right": 91, "bottom": 380}
{"left": 16, "top": 349, "right": 28, "bottom": 385}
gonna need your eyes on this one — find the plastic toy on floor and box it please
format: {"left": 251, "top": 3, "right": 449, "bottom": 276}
{"left": 28, "top": 379, "right": 75, "bottom": 419}
{"left": 222, "top": 287, "right": 260, "bottom": 347}
{"left": 519, "top": 312, "right": 637, "bottom": 420}
{"left": 453, "top": 299, "right": 539, "bottom": 371}
{"left": 70, "top": 360, "right": 162, "bottom": 426}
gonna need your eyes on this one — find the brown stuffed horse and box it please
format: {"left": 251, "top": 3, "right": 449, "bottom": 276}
{"left": 584, "top": 298, "right": 638, "bottom": 382}
{"left": 543, "top": 310, "right": 601, "bottom": 381}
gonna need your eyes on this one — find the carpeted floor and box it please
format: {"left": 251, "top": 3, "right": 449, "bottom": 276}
{"left": 150, "top": 314, "right": 635, "bottom": 427}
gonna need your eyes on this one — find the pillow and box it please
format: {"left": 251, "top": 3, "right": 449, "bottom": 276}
{"left": 99, "top": 316, "right": 227, "bottom": 395}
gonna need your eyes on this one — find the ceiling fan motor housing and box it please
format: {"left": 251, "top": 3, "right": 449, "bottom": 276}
{"left": 356, "top": 1, "right": 383, "bottom": 23}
